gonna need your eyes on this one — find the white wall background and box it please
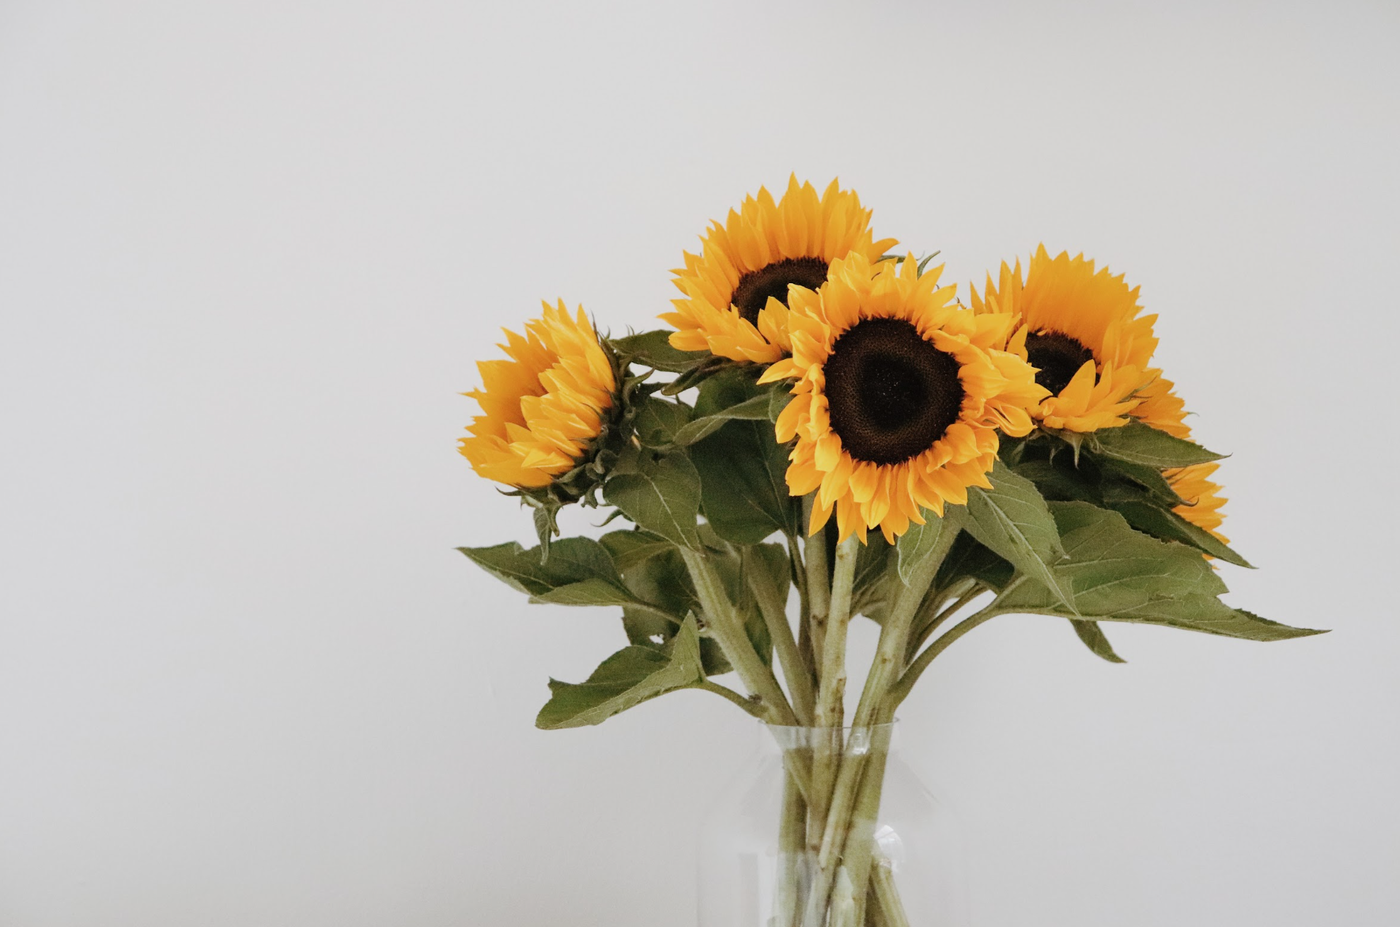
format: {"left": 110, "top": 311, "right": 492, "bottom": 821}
{"left": 2, "top": 1, "right": 1397, "bottom": 925}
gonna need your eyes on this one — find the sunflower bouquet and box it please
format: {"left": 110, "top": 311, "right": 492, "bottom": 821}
{"left": 457, "top": 178, "right": 1320, "bottom": 927}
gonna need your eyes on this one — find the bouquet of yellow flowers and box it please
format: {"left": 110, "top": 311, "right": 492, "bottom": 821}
{"left": 457, "top": 178, "right": 1321, "bottom": 927}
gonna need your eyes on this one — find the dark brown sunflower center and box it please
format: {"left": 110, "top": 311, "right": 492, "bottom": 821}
{"left": 731, "top": 257, "right": 830, "bottom": 325}
{"left": 824, "top": 317, "right": 965, "bottom": 465}
{"left": 1024, "top": 330, "right": 1096, "bottom": 397}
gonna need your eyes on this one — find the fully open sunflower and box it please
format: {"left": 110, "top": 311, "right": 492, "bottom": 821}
{"left": 970, "top": 245, "right": 1163, "bottom": 433}
{"left": 459, "top": 301, "right": 616, "bottom": 490}
{"left": 661, "top": 177, "right": 897, "bottom": 364}
{"left": 760, "top": 253, "right": 1047, "bottom": 543}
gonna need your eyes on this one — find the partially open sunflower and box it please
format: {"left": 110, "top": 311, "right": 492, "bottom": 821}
{"left": 459, "top": 301, "right": 616, "bottom": 489}
{"left": 760, "top": 253, "right": 1047, "bottom": 543}
{"left": 971, "top": 245, "right": 1162, "bottom": 432}
{"left": 661, "top": 177, "right": 897, "bottom": 364}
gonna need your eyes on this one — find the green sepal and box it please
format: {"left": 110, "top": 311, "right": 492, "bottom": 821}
{"left": 535, "top": 613, "right": 707, "bottom": 730}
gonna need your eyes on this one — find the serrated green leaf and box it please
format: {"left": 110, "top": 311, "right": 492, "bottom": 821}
{"left": 992, "top": 502, "right": 1322, "bottom": 641}
{"left": 604, "top": 451, "right": 703, "bottom": 550}
{"left": 1098, "top": 457, "right": 1186, "bottom": 507}
{"left": 1108, "top": 499, "right": 1252, "bottom": 568}
{"left": 609, "top": 330, "right": 708, "bottom": 373}
{"left": 1071, "top": 619, "right": 1127, "bottom": 663}
{"left": 964, "top": 460, "right": 1077, "bottom": 614}
{"left": 531, "top": 578, "right": 645, "bottom": 608}
{"left": 1089, "top": 421, "right": 1224, "bottom": 468}
{"left": 535, "top": 614, "right": 707, "bottom": 729}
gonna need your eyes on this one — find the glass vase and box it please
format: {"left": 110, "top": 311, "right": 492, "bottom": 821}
{"left": 698, "top": 722, "right": 968, "bottom": 927}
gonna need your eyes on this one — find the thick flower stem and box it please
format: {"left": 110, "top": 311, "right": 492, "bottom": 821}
{"left": 803, "top": 525, "right": 959, "bottom": 924}
{"left": 802, "top": 496, "right": 831, "bottom": 674}
{"left": 746, "top": 547, "right": 816, "bottom": 727}
{"left": 776, "top": 766, "right": 807, "bottom": 927}
{"left": 679, "top": 547, "right": 798, "bottom": 730}
{"left": 807, "top": 536, "right": 861, "bottom": 852}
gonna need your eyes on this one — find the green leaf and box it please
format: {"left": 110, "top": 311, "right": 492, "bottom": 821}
{"left": 895, "top": 510, "right": 953, "bottom": 586}
{"left": 535, "top": 613, "right": 707, "bottom": 729}
{"left": 599, "top": 529, "right": 673, "bottom": 572}
{"left": 1071, "top": 619, "right": 1127, "bottom": 663}
{"left": 963, "top": 460, "right": 1077, "bottom": 614}
{"left": 1108, "top": 499, "right": 1252, "bottom": 568}
{"left": 1089, "top": 421, "right": 1224, "bottom": 468}
{"left": 691, "top": 418, "right": 801, "bottom": 545}
{"left": 993, "top": 502, "right": 1324, "bottom": 641}
{"left": 632, "top": 394, "right": 693, "bottom": 446}
{"left": 1098, "top": 457, "right": 1186, "bottom": 507}
{"left": 934, "top": 533, "right": 1015, "bottom": 593}
{"left": 668, "top": 393, "right": 773, "bottom": 446}
{"left": 605, "top": 451, "right": 703, "bottom": 550}
{"left": 852, "top": 533, "right": 896, "bottom": 621}
{"left": 458, "top": 536, "right": 626, "bottom": 598}
{"left": 609, "top": 330, "right": 708, "bottom": 373}
{"left": 1012, "top": 457, "right": 1101, "bottom": 504}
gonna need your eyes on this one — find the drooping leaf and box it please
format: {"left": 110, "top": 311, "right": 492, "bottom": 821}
{"left": 963, "top": 461, "right": 1077, "bottom": 613}
{"left": 1098, "top": 457, "right": 1186, "bottom": 507}
{"left": 1070, "top": 619, "right": 1127, "bottom": 663}
{"left": 1089, "top": 421, "right": 1224, "bottom": 469}
{"left": 852, "top": 533, "right": 896, "bottom": 621}
{"left": 535, "top": 614, "right": 707, "bottom": 729}
{"left": 604, "top": 450, "right": 703, "bottom": 550}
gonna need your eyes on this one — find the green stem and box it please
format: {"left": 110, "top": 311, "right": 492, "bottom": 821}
{"left": 907, "top": 579, "right": 984, "bottom": 659}
{"left": 888, "top": 600, "right": 1004, "bottom": 707}
{"left": 696, "top": 681, "right": 763, "bottom": 718}
{"left": 803, "top": 496, "right": 831, "bottom": 676}
{"left": 746, "top": 547, "right": 816, "bottom": 726}
{"left": 807, "top": 536, "right": 861, "bottom": 852}
{"left": 776, "top": 766, "right": 807, "bottom": 927}
{"left": 870, "top": 859, "right": 911, "bottom": 927}
{"left": 679, "top": 546, "right": 798, "bottom": 729}
{"left": 806, "top": 522, "right": 960, "bottom": 922}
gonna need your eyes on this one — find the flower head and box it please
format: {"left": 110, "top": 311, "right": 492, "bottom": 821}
{"left": 661, "top": 177, "right": 897, "bottom": 363}
{"left": 761, "top": 254, "right": 1047, "bottom": 543}
{"left": 460, "top": 301, "right": 616, "bottom": 490}
{"left": 971, "top": 246, "right": 1162, "bottom": 432}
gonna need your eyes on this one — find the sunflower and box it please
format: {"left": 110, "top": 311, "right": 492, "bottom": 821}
{"left": 759, "top": 253, "right": 1047, "bottom": 543}
{"left": 661, "top": 176, "right": 898, "bottom": 364}
{"left": 459, "top": 300, "right": 616, "bottom": 490}
{"left": 970, "top": 245, "right": 1163, "bottom": 433}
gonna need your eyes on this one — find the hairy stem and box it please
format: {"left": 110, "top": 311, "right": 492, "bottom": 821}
{"left": 803, "top": 496, "right": 831, "bottom": 676}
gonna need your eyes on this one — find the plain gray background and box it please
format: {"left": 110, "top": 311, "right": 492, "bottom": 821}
{"left": 2, "top": 1, "right": 1397, "bottom": 925}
